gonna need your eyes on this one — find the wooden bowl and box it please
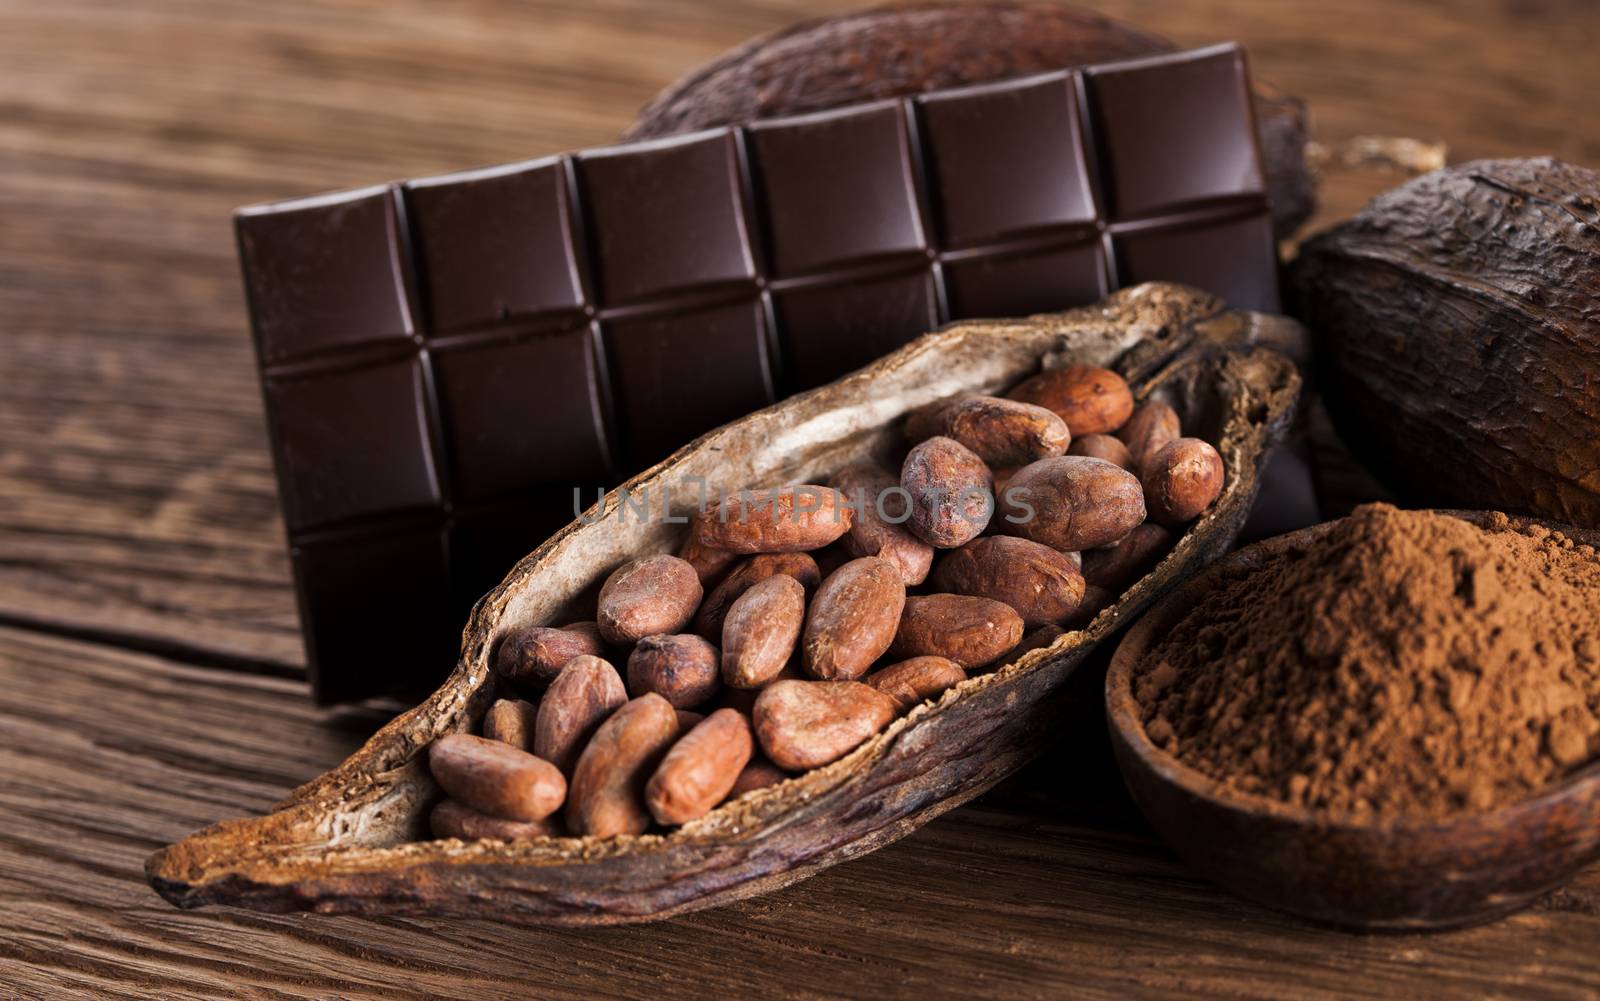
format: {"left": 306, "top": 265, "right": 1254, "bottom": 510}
{"left": 147, "top": 283, "right": 1301, "bottom": 925}
{"left": 1106, "top": 512, "right": 1600, "bottom": 931}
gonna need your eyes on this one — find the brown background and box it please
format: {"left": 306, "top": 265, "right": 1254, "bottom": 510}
{"left": 3, "top": 1, "right": 1598, "bottom": 997}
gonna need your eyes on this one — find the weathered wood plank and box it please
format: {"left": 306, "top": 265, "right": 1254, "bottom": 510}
{"left": 2, "top": 0, "right": 1596, "bottom": 672}
{"left": 2, "top": 625, "right": 1599, "bottom": 999}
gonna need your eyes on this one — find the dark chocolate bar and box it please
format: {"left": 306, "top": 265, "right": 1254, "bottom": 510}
{"left": 236, "top": 43, "right": 1277, "bottom": 702}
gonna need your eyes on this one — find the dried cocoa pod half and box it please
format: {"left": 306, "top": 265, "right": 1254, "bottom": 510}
{"left": 902, "top": 436, "right": 994, "bottom": 548}
{"left": 626, "top": 634, "right": 721, "bottom": 708}
{"left": 753, "top": 680, "right": 898, "bottom": 771}
{"left": 1000, "top": 456, "right": 1146, "bottom": 551}
{"left": 596, "top": 556, "right": 703, "bottom": 644}
{"left": 1291, "top": 157, "right": 1600, "bottom": 527}
{"left": 624, "top": 1, "right": 1315, "bottom": 237}
{"left": 829, "top": 462, "right": 934, "bottom": 585}
{"left": 890, "top": 594, "right": 1025, "bottom": 669}
{"left": 932, "top": 536, "right": 1085, "bottom": 629}
{"left": 148, "top": 284, "right": 1301, "bottom": 925}
{"left": 692, "top": 551, "right": 821, "bottom": 639}
{"left": 802, "top": 557, "right": 907, "bottom": 681}
{"left": 494, "top": 621, "right": 605, "bottom": 690}
{"left": 697, "top": 485, "right": 852, "bottom": 553}
{"left": 905, "top": 395, "right": 1070, "bottom": 467}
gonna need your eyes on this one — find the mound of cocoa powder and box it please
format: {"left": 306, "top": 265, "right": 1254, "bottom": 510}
{"left": 1134, "top": 504, "right": 1600, "bottom": 818}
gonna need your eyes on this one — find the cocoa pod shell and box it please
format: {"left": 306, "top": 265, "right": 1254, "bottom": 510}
{"left": 147, "top": 283, "right": 1300, "bottom": 925}
{"left": 624, "top": 1, "right": 1315, "bottom": 238}
{"left": 1290, "top": 158, "right": 1600, "bottom": 527}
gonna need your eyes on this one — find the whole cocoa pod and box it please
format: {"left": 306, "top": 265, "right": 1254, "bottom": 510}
{"left": 625, "top": 1, "right": 1315, "bottom": 237}
{"left": 1292, "top": 157, "right": 1600, "bottom": 526}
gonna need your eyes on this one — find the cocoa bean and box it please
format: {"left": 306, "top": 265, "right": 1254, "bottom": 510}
{"left": 999, "top": 456, "right": 1145, "bottom": 551}
{"left": 1008, "top": 364, "right": 1132, "bottom": 436}
{"left": 890, "top": 594, "right": 1025, "bottom": 669}
{"left": 1142, "top": 438, "right": 1225, "bottom": 524}
{"left": 864, "top": 656, "right": 966, "bottom": 711}
{"left": 677, "top": 513, "right": 739, "bottom": 586}
{"left": 727, "top": 755, "right": 790, "bottom": 798}
{"left": 902, "top": 436, "right": 993, "bottom": 548}
{"left": 696, "top": 485, "right": 852, "bottom": 553}
{"left": 693, "top": 551, "right": 820, "bottom": 639}
{"left": 565, "top": 694, "right": 680, "bottom": 838}
{"left": 494, "top": 621, "right": 605, "bottom": 690}
{"left": 906, "top": 395, "right": 1069, "bottom": 466}
{"left": 430, "top": 799, "right": 559, "bottom": 841}
{"left": 1069, "top": 432, "right": 1135, "bottom": 471}
{"left": 1081, "top": 523, "right": 1174, "bottom": 592}
{"left": 752, "top": 680, "right": 898, "bottom": 771}
{"left": 596, "top": 555, "right": 703, "bottom": 644}
{"left": 721, "top": 573, "right": 806, "bottom": 689}
{"left": 646, "top": 708, "right": 754, "bottom": 825}
{"left": 534, "top": 655, "right": 628, "bottom": 774}
{"left": 481, "top": 698, "right": 538, "bottom": 751}
{"left": 829, "top": 461, "right": 934, "bottom": 585}
{"left": 1117, "top": 399, "right": 1181, "bottom": 474}
{"left": 802, "top": 557, "right": 906, "bottom": 680}
{"left": 428, "top": 733, "right": 566, "bottom": 823}
{"left": 932, "top": 535, "right": 1085, "bottom": 629}
{"left": 626, "top": 634, "right": 721, "bottom": 708}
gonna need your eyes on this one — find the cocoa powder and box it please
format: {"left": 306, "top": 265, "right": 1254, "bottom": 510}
{"left": 1135, "top": 504, "right": 1600, "bottom": 819}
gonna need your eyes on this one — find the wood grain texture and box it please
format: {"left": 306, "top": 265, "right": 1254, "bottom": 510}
{"left": 2, "top": 0, "right": 1599, "bottom": 995}
{"left": 6, "top": 624, "right": 1600, "bottom": 1000}
{"left": 2, "top": 0, "right": 1596, "bottom": 672}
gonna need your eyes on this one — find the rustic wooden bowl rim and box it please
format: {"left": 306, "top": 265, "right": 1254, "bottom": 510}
{"left": 1106, "top": 509, "right": 1600, "bottom": 837}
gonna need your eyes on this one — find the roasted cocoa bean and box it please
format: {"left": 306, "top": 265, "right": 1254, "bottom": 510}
{"left": 752, "top": 680, "right": 898, "bottom": 771}
{"left": 1008, "top": 364, "right": 1133, "bottom": 436}
{"left": 1142, "top": 438, "right": 1225, "bottom": 524}
{"left": 494, "top": 621, "right": 605, "bottom": 690}
{"left": 626, "top": 634, "right": 721, "bottom": 708}
{"left": 596, "top": 555, "right": 703, "bottom": 644}
{"left": 677, "top": 514, "right": 739, "bottom": 586}
{"left": 721, "top": 573, "right": 806, "bottom": 689}
{"left": 890, "top": 594, "right": 1025, "bottom": 669}
{"left": 481, "top": 698, "right": 538, "bottom": 751}
{"left": 1081, "top": 523, "right": 1174, "bottom": 592}
{"left": 902, "top": 436, "right": 993, "bottom": 548}
{"left": 907, "top": 395, "right": 1069, "bottom": 467}
{"left": 696, "top": 485, "right": 852, "bottom": 553}
{"left": 1117, "top": 399, "right": 1181, "bottom": 473}
{"left": 428, "top": 733, "right": 566, "bottom": 823}
{"left": 534, "top": 655, "right": 628, "bottom": 774}
{"left": 565, "top": 694, "right": 681, "bottom": 838}
{"left": 1000, "top": 456, "right": 1145, "bottom": 551}
{"left": 802, "top": 557, "right": 906, "bottom": 680}
{"left": 829, "top": 461, "right": 933, "bottom": 585}
{"left": 864, "top": 656, "right": 966, "bottom": 711}
{"left": 646, "top": 708, "right": 754, "bottom": 825}
{"left": 727, "top": 755, "right": 790, "bottom": 798}
{"left": 1069, "top": 433, "right": 1135, "bottom": 471}
{"left": 692, "top": 552, "right": 821, "bottom": 638}
{"left": 430, "top": 799, "right": 559, "bottom": 841}
{"left": 932, "top": 536, "right": 1085, "bottom": 629}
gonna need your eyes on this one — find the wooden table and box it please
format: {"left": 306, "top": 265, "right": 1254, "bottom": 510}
{"left": 4, "top": 1, "right": 1598, "bottom": 997}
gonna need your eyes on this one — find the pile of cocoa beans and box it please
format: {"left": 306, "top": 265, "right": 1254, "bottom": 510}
{"left": 427, "top": 364, "right": 1224, "bottom": 841}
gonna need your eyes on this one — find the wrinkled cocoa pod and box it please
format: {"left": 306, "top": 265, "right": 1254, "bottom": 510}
{"left": 626, "top": 634, "right": 721, "bottom": 708}
{"left": 1000, "top": 456, "right": 1146, "bottom": 551}
{"left": 891, "top": 594, "right": 1025, "bottom": 669}
{"left": 482, "top": 698, "right": 538, "bottom": 751}
{"left": 1142, "top": 438, "right": 1226, "bottom": 524}
{"left": 932, "top": 536, "right": 1085, "bottom": 629}
{"left": 902, "top": 436, "right": 994, "bottom": 547}
{"left": 1118, "top": 400, "right": 1181, "bottom": 474}
{"left": 721, "top": 573, "right": 806, "bottom": 689}
{"left": 495, "top": 621, "right": 605, "bottom": 690}
{"left": 624, "top": 2, "right": 1315, "bottom": 237}
{"left": 1081, "top": 523, "right": 1174, "bottom": 592}
{"left": 1008, "top": 364, "right": 1133, "bottom": 437}
{"left": 677, "top": 514, "right": 739, "bottom": 586}
{"left": 565, "top": 694, "right": 681, "bottom": 838}
{"left": 1069, "top": 433, "right": 1134, "bottom": 471}
{"left": 802, "top": 557, "right": 907, "bottom": 680}
{"left": 829, "top": 462, "right": 934, "bottom": 585}
{"left": 596, "top": 556, "right": 703, "bottom": 644}
{"left": 430, "top": 799, "right": 559, "bottom": 841}
{"left": 727, "top": 755, "right": 790, "bottom": 797}
{"left": 905, "top": 395, "right": 1070, "bottom": 467}
{"left": 752, "top": 680, "right": 898, "bottom": 771}
{"left": 696, "top": 486, "right": 852, "bottom": 553}
{"left": 692, "top": 551, "right": 821, "bottom": 638}
{"left": 535, "top": 655, "right": 628, "bottom": 774}
{"left": 864, "top": 656, "right": 966, "bottom": 711}
{"left": 646, "top": 709, "right": 754, "bottom": 826}
{"left": 428, "top": 734, "right": 566, "bottom": 823}
{"left": 1292, "top": 157, "right": 1600, "bottom": 526}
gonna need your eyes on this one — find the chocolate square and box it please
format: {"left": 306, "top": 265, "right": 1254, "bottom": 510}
{"left": 917, "top": 74, "right": 1099, "bottom": 247}
{"left": 405, "top": 159, "right": 587, "bottom": 334}
{"left": 774, "top": 270, "right": 942, "bottom": 389}
{"left": 576, "top": 133, "right": 758, "bottom": 305}
{"left": 747, "top": 103, "right": 929, "bottom": 277}
{"left": 601, "top": 298, "right": 775, "bottom": 466}
{"left": 944, "top": 241, "right": 1110, "bottom": 319}
{"left": 238, "top": 186, "right": 415, "bottom": 365}
{"left": 263, "top": 358, "right": 442, "bottom": 530}
{"left": 430, "top": 326, "right": 613, "bottom": 503}
{"left": 293, "top": 525, "right": 454, "bottom": 702}
{"left": 1113, "top": 211, "right": 1280, "bottom": 312}
{"left": 1085, "top": 46, "right": 1265, "bottom": 220}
